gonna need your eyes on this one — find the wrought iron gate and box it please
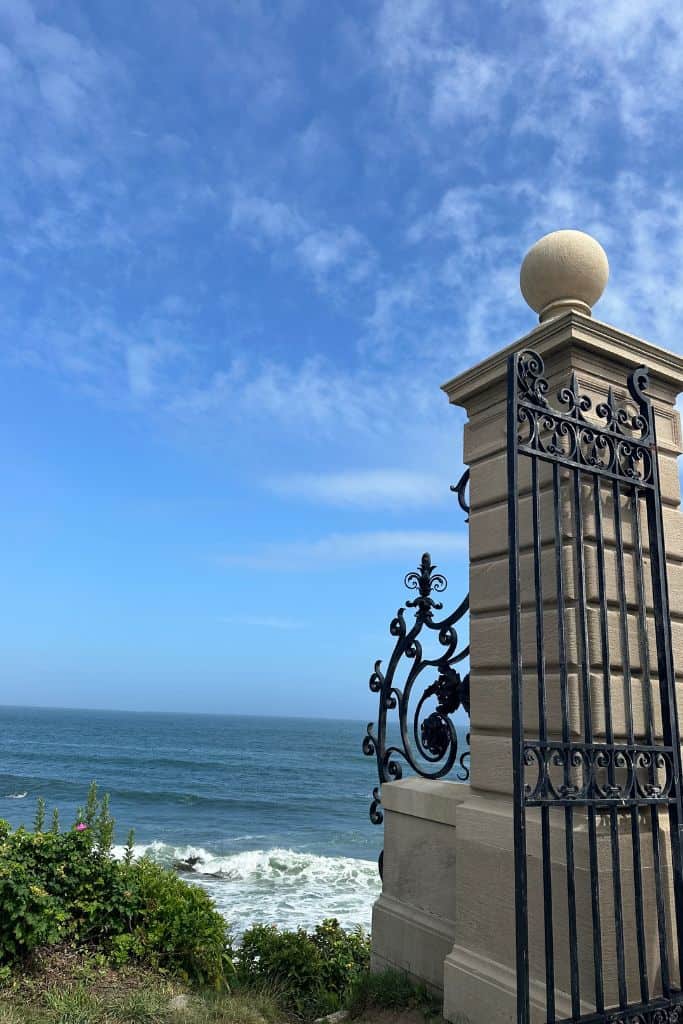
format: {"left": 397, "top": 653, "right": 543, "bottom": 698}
{"left": 508, "top": 349, "right": 683, "bottom": 1023}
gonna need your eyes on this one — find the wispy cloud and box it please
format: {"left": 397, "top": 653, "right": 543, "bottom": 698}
{"left": 229, "top": 193, "right": 305, "bottom": 245}
{"left": 228, "top": 188, "right": 376, "bottom": 294}
{"left": 296, "top": 227, "right": 375, "bottom": 286}
{"left": 268, "top": 470, "right": 450, "bottom": 509}
{"left": 219, "top": 530, "right": 467, "bottom": 571}
{"left": 430, "top": 48, "right": 508, "bottom": 126}
{"left": 5, "top": 0, "right": 683, "bottom": 513}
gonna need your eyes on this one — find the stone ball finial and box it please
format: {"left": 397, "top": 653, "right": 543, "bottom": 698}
{"left": 520, "top": 229, "right": 609, "bottom": 322}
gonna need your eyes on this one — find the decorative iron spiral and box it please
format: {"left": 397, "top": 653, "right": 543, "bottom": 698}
{"left": 363, "top": 473, "right": 471, "bottom": 876}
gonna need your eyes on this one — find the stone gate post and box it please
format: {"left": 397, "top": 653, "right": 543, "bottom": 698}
{"left": 440, "top": 231, "right": 683, "bottom": 1023}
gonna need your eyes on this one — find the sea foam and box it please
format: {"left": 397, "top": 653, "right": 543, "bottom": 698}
{"left": 112, "top": 843, "right": 380, "bottom": 936}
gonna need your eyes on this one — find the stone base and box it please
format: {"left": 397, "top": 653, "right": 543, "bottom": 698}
{"left": 444, "top": 945, "right": 523, "bottom": 1024}
{"left": 372, "top": 894, "right": 455, "bottom": 993}
{"left": 444, "top": 943, "right": 569, "bottom": 1024}
{"left": 370, "top": 777, "right": 468, "bottom": 992}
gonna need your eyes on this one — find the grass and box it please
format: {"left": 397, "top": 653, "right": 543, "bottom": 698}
{"left": 0, "top": 953, "right": 441, "bottom": 1024}
{"left": 0, "top": 985, "right": 284, "bottom": 1024}
{"left": 0, "top": 947, "right": 283, "bottom": 1024}
{"left": 345, "top": 970, "right": 442, "bottom": 1022}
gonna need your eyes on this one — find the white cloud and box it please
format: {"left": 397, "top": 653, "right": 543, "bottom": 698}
{"left": 229, "top": 193, "right": 305, "bottom": 244}
{"left": 228, "top": 190, "right": 376, "bottom": 293}
{"left": 6, "top": 0, "right": 683, "bottom": 502}
{"left": 219, "top": 529, "right": 468, "bottom": 570}
{"left": 0, "top": 0, "right": 121, "bottom": 129}
{"left": 363, "top": 280, "right": 420, "bottom": 353}
{"left": 268, "top": 469, "right": 450, "bottom": 508}
{"left": 369, "top": 0, "right": 683, "bottom": 175}
{"left": 375, "top": 0, "right": 451, "bottom": 72}
{"left": 125, "top": 340, "right": 183, "bottom": 399}
{"left": 430, "top": 49, "right": 506, "bottom": 125}
{"left": 296, "top": 227, "right": 375, "bottom": 283}
{"left": 167, "top": 351, "right": 455, "bottom": 468}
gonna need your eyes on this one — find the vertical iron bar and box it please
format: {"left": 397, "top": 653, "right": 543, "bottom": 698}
{"left": 589, "top": 474, "right": 613, "bottom": 1014}
{"left": 613, "top": 478, "right": 649, "bottom": 1003}
{"left": 593, "top": 475, "right": 615, "bottom": 750}
{"left": 633, "top": 487, "right": 671, "bottom": 996}
{"left": 646, "top": 428, "right": 683, "bottom": 991}
{"left": 596, "top": 476, "right": 630, "bottom": 1008}
{"left": 573, "top": 466, "right": 603, "bottom": 1014}
{"left": 508, "top": 354, "right": 530, "bottom": 1024}
{"left": 531, "top": 457, "right": 555, "bottom": 1020}
{"left": 609, "top": 479, "right": 630, "bottom": 1008}
{"left": 553, "top": 461, "right": 580, "bottom": 1018}
{"left": 614, "top": 483, "right": 651, "bottom": 1003}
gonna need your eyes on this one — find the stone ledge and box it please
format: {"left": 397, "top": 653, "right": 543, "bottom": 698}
{"left": 381, "top": 778, "right": 468, "bottom": 827}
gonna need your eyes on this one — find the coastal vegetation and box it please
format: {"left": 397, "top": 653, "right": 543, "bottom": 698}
{"left": 0, "top": 785, "right": 229, "bottom": 988}
{"left": 0, "top": 786, "right": 396, "bottom": 1023}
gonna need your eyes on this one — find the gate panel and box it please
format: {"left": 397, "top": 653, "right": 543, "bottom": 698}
{"left": 507, "top": 348, "right": 683, "bottom": 1024}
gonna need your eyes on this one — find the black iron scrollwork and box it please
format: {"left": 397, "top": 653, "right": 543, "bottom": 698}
{"left": 363, "top": 481, "right": 470, "bottom": 875}
{"left": 607, "top": 1004, "right": 683, "bottom": 1023}
{"left": 450, "top": 466, "right": 470, "bottom": 521}
{"left": 516, "top": 349, "right": 654, "bottom": 486}
{"left": 522, "top": 742, "right": 674, "bottom": 806}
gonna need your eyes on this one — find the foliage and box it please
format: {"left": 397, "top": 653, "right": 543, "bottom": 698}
{"left": 0, "top": 787, "right": 373, "bottom": 1017}
{"left": 236, "top": 918, "right": 370, "bottom": 1019}
{"left": 0, "top": 786, "right": 232, "bottom": 989}
{"left": 110, "top": 858, "right": 233, "bottom": 987}
{"left": 0, "top": 948, "right": 282, "bottom": 1024}
{"left": 345, "top": 969, "right": 441, "bottom": 1020}
{"left": 0, "top": 984, "right": 282, "bottom": 1024}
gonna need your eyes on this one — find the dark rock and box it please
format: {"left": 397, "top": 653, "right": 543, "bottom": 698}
{"left": 173, "top": 855, "right": 203, "bottom": 873}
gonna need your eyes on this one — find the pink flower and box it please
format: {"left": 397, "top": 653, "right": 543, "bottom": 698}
{"left": 75, "top": 822, "right": 88, "bottom": 832}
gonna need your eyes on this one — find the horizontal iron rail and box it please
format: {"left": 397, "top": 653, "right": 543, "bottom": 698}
{"left": 517, "top": 443, "right": 656, "bottom": 488}
{"left": 554, "top": 991, "right": 683, "bottom": 1024}
{"left": 524, "top": 741, "right": 674, "bottom": 752}
{"left": 525, "top": 796, "right": 677, "bottom": 808}
{"left": 517, "top": 395, "right": 652, "bottom": 443}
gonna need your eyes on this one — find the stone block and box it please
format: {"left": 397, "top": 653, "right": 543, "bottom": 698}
{"left": 371, "top": 778, "right": 467, "bottom": 992}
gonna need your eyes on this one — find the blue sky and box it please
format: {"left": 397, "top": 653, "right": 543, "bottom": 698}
{"left": 1, "top": 0, "right": 683, "bottom": 718}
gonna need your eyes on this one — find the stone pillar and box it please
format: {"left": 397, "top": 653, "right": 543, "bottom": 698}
{"left": 440, "top": 231, "right": 683, "bottom": 1023}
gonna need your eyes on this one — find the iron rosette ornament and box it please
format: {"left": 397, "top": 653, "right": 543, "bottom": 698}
{"left": 363, "top": 473, "right": 471, "bottom": 866}
{"left": 607, "top": 1006, "right": 683, "bottom": 1023}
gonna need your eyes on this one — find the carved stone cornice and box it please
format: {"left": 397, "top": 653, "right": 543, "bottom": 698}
{"left": 442, "top": 310, "right": 683, "bottom": 410}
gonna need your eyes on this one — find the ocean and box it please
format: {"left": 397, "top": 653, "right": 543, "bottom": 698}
{"left": 0, "top": 706, "right": 383, "bottom": 937}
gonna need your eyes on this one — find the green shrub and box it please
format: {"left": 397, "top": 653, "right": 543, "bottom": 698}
{"left": 236, "top": 919, "right": 370, "bottom": 1019}
{"left": 116, "top": 857, "right": 232, "bottom": 987}
{"left": 0, "top": 787, "right": 232, "bottom": 989}
{"left": 0, "top": 851, "right": 65, "bottom": 960}
{"left": 310, "top": 918, "right": 370, "bottom": 996}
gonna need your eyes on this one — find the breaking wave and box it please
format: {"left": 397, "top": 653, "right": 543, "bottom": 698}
{"left": 112, "top": 843, "right": 380, "bottom": 936}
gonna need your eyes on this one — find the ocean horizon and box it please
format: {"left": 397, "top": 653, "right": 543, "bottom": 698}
{"left": 0, "top": 705, "right": 384, "bottom": 936}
